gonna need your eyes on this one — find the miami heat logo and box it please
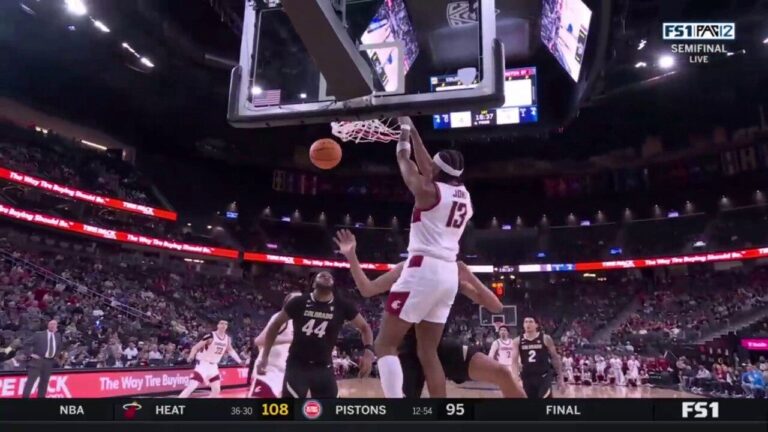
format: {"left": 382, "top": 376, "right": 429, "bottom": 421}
{"left": 122, "top": 401, "right": 142, "bottom": 420}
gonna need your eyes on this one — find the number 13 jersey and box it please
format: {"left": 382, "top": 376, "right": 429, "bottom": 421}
{"left": 284, "top": 293, "right": 358, "bottom": 366}
{"left": 408, "top": 182, "right": 472, "bottom": 262}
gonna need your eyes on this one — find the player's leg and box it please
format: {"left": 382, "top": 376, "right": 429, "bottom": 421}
{"left": 400, "top": 352, "right": 426, "bottom": 398}
{"left": 414, "top": 320, "right": 447, "bottom": 398}
{"left": 375, "top": 311, "right": 414, "bottom": 398}
{"left": 178, "top": 367, "right": 205, "bottom": 398}
{"left": 309, "top": 365, "right": 339, "bottom": 398}
{"left": 282, "top": 363, "right": 311, "bottom": 398}
{"left": 208, "top": 374, "right": 222, "bottom": 398}
{"left": 467, "top": 352, "right": 525, "bottom": 398}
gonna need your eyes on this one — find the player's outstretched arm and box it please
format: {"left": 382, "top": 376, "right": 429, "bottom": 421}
{"left": 334, "top": 229, "right": 404, "bottom": 297}
{"left": 398, "top": 117, "right": 433, "bottom": 179}
{"left": 544, "top": 335, "right": 565, "bottom": 387}
{"left": 457, "top": 262, "right": 504, "bottom": 313}
{"left": 226, "top": 341, "right": 244, "bottom": 365}
{"left": 254, "top": 313, "right": 293, "bottom": 346}
{"left": 256, "top": 310, "right": 290, "bottom": 375}
{"left": 348, "top": 313, "right": 375, "bottom": 378}
{"left": 396, "top": 125, "right": 437, "bottom": 208}
{"left": 187, "top": 340, "right": 206, "bottom": 363}
{"left": 488, "top": 339, "right": 499, "bottom": 361}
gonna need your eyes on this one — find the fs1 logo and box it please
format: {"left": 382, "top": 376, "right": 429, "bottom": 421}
{"left": 682, "top": 402, "right": 719, "bottom": 419}
{"left": 663, "top": 23, "right": 735, "bottom": 40}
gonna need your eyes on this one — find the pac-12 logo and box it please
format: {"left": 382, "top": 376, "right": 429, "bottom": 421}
{"left": 663, "top": 23, "right": 735, "bottom": 40}
{"left": 303, "top": 400, "right": 323, "bottom": 420}
{"left": 682, "top": 402, "right": 719, "bottom": 419}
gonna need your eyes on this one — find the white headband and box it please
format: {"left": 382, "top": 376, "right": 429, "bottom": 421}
{"left": 433, "top": 153, "right": 463, "bottom": 177}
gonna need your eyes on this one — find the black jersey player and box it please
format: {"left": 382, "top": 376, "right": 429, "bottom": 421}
{"left": 511, "top": 316, "right": 564, "bottom": 399}
{"left": 333, "top": 229, "right": 525, "bottom": 398}
{"left": 256, "top": 271, "right": 375, "bottom": 398}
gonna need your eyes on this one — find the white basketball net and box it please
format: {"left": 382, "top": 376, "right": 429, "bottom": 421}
{"left": 331, "top": 118, "right": 400, "bottom": 143}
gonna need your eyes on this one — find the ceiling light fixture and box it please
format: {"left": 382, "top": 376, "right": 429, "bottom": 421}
{"left": 92, "top": 19, "right": 110, "bottom": 33}
{"left": 658, "top": 55, "right": 674, "bottom": 69}
{"left": 64, "top": 0, "right": 87, "bottom": 16}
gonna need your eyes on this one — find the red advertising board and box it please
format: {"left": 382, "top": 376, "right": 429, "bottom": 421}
{"left": 0, "top": 366, "right": 248, "bottom": 398}
{"left": 741, "top": 338, "right": 768, "bottom": 351}
{"left": 0, "top": 204, "right": 238, "bottom": 259}
{"left": 0, "top": 167, "right": 178, "bottom": 221}
{"left": 243, "top": 252, "right": 394, "bottom": 271}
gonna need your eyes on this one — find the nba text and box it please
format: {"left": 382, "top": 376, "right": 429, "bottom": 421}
{"left": 681, "top": 402, "right": 719, "bottom": 419}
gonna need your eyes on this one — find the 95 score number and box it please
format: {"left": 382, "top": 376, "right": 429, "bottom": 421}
{"left": 441, "top": 402, "right": 472, "bottom": 420}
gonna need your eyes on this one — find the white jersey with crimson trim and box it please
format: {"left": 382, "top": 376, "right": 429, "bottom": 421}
{"left": 491, "top": 339, "right": 515, "bottom": 366}
{"left": 197, "top": 332, "right": 230, "bottom": 364}
{"left": 408, "top": 182, "right": 472, "bottom": 261}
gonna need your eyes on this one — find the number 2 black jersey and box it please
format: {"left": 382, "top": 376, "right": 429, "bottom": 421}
{"left": 519, "top": 332, "right": 551, "bottom": 376}
{"left": 284, "top": 293, "right": 358, "bottom": 366}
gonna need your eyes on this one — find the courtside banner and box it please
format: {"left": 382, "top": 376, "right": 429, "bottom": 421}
{"left": 243, "top": 252, "right": 395, "bottom": 271}
{"left": 0, "top": 366, "right": 248, "bottom": 398}
{"left": 0, "top": 167, "right": 178, "bottom": 221}
{"left": 0, "top": 204, "right": 238, "bottom": 259}
{"left": 516, "top": 247, "right": 768, "bottom": 273}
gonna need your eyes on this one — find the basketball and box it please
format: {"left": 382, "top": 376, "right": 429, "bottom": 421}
{"left": 310, "top": 138, "right": 342, "bottom": 170}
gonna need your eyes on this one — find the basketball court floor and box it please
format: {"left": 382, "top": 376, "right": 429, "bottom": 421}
{"left": 182, "top": 378, "right": 700, "bottom": 399}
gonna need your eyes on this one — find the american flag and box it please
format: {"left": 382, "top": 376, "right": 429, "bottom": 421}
{"left": 250, "top": 89, "right": 282, "bottom": 107}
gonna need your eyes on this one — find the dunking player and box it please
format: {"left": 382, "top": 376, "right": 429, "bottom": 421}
{"left": 178, "top": 320, "right": 244, "bottom": 398}
{"left": 376, "top": 117, "right": 473, "bottom": 398}
{"left": 248, "top": 292, "right": 301, "bottom": 398}
{"left": 256, "top": 272, "right": 374, "bottom": 398}
{"left": 334, "top": 229, "right": 524, "bottom": 398}
{"left": 511, "top": 316, "right": 564, "bottom": 398}
{"left": 488, "top": 326, "right": 515, "bottom": 372}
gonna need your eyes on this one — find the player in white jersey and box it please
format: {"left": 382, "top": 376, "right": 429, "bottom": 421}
{"left": 376, "top": 117, "right": 473, "bottom": 398}
{"left": 626, "top": 355, "right": 640, "bottom": 387}
{"left": 248, "top": 292, "right": 300, "bottom": 398}
{"left": 488, "top": 326, "right": 515, "bottom": 370}
{"left": 178, "top": 320, "right": 243, "bottom": 398}
{"left": 595, "top": 355, "right": 607, "bottom": 384}
{"left": 562, "top": 354, "right": 575, "bottom": 383}
{"left": 609, "top": 355, "right": 625, "bottom": 386}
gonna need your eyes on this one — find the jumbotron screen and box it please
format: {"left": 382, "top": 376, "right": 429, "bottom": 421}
{"left": 432, "top": 67, "right": 538, "bottom": 130}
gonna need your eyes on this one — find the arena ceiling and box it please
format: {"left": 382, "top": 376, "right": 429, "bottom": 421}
{"left": 1, "top": 0, "right": 767, "bottom": 170}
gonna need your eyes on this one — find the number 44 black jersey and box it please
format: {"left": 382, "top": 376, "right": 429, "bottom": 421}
{"left": 284, "top": 293, "right": 358, "bottom": 366}
{"left": 519, "top": 332, "right": 551, "bottom": 376}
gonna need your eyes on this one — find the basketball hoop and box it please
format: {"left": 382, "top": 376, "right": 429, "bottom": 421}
{"left": 493, "top": 322, "right": 505, "bottom": 333}
{"left": 331, "top": 118, "right": 400, "bottom": 144}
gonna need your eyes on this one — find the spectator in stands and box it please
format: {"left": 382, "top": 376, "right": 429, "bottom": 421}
{"left": 123, "top": 342, "right": 138, "bottom": 366}
{"left": 741, "top": 364, "right": 766, "bottom": 398}
{"left": 690, "top": 364, "right": 713, "bottom": 393}
{"left": 3, "top": 351, "right": 25, "bottom": 371}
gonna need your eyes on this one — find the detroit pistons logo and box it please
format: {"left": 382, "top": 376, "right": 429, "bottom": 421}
{"left": 302, "top": 400, "right": 322, "bottom": 420}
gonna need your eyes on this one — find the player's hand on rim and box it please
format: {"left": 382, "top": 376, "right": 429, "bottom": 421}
{"left": 333, "top": 229, "right": 357, "bottom": 258}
